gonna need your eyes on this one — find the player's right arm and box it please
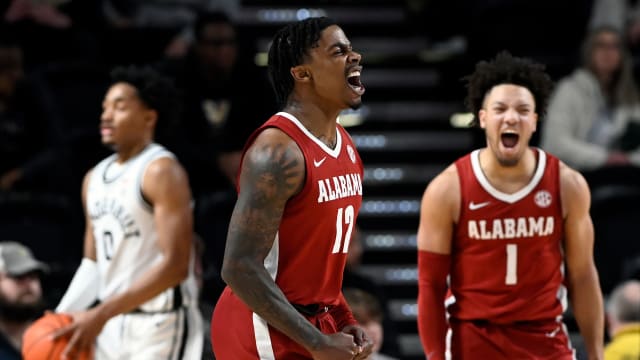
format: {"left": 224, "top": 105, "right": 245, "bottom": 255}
{"left": 416, "top": 165, "right": 459, "bottom": 360}
{"left": 560, "top": 163, "right": 604, "bottom": 360}
{"left": 56, "top": 170, "right": 99, "bottom": 312}
{"left": 220, "top": 128, "right": 358, "bottom": 360}
{"left": 81, "top": 170, "right": 97, "bottom": 261}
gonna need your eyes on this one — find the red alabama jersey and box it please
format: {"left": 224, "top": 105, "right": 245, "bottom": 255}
{"left": 240, "top": 112, "right": 363, "bottom": 306}
{"left": 449, "top": 148, "right": 566, "bottom": 323}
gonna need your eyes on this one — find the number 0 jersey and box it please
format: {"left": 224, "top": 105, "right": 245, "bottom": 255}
{"left": 240, "top": 112, "right": 364, "bottom": 306}
{"left": 449, "top": 148, "right": 566, "bottom": 323}
{"left": 86, "top": 143, "right": 198, "bottom": 312}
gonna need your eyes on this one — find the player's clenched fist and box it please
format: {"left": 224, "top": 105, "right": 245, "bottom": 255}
{"left": 309, "top": 332, "right": 362, "bottom": 360}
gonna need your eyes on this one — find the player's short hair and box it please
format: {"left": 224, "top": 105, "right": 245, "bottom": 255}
{"left": 464, "top": 51, "right": 554, "bottom": 126}
{"left": 109, "top": 65, "right": 181, "bottom": 142}
{"left": 267, "top": 16, "right": 337, "bottom": 109}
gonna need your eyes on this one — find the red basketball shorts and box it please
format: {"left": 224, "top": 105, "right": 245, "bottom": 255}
{"left": 211, "top": 287, "right": 340, "bottom": 360}
{"left": 448, "top": 318, "right": 575, "bottom": 360}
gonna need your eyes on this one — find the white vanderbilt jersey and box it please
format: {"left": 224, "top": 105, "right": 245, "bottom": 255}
{"left": 86, "top": 143, "right": 197, "bottom": 313}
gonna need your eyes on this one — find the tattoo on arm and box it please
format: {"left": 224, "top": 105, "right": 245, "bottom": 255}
{"left": 246, "top": 142, "right": 303, "bottom": 209}
{"left": 222, "top": 138, "right": 322, "bottom": 349}
{"left": 229, "top": 142, "right": 303, "bottom": 263}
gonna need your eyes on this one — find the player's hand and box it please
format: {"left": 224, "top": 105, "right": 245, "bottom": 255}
{"left": 309, "top": 332, "right": 361, "bottom": 360}
{"left": 341, "top": 324, "right": 374, "bottom": 359}
{"left": 51, "top": 308, "right": 106, "bottom": 359}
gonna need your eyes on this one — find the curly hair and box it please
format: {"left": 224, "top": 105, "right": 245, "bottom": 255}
{"left": 109, "top": 65, "right": 181, "bottom": 142}
{"left": 267, "top": 16, "right": 337, "bottom": 109}
{"left": 464, "top": 51, "right": 554, "bottom": 126}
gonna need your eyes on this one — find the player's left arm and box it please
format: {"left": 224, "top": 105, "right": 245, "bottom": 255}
{"left": 57, "top": 157, "right": 193, "bottom": 356}
{"left": 99, "top": 156, "right": 193, "bottom": 315}
{"left": 560, "top": 163, "right": 604, "bottom": 360}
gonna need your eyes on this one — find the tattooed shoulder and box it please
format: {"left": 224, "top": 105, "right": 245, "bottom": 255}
{"left": 240, "top": 128, "right": 305, "bottom": 204}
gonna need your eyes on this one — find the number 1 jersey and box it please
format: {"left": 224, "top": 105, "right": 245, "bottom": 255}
{"left": 449, "top": 148, "right": 566, "bottom": 323}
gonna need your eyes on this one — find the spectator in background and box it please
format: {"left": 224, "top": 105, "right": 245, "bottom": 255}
{"left": 542, "top": 26, "right": 640, "bottom": 173}
{"left": 589, "top": 0, "right": 640, "bottom": 47}
{"left": 604, "top": 280, "right": 640, "bottom": 360}
{"left": 342, "top": 226, "right": 400, "bottom": 357}
{"left": 159, "top": 11, "right": 276, "bottom": 287}
{"left": 162, "top": 10, "right": 276, "bottom": 197}
{"left": 0, "top": 241, "right": 48, "bottom": 360}
{"left": 343, "top": 288, "right": 399, "bottom": 360}
{"left": 0, "top": 36, "right": 69, "bottom": 195}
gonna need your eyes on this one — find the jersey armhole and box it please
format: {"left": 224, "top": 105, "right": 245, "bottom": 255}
{"left": 137, "top": 151, "right": 174, "bottom": 213}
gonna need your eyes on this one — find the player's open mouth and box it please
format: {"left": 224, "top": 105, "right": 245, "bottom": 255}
{"left": 101, "top": 127, "right": 113, "bottom": 136}
{"left": 501, "top": 132, "right": 519, "bottom": 148}
{"left": 347, "top": 68, "right": 365, "bottom": 96}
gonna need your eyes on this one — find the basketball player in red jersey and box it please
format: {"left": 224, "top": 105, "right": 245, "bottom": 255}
{"left": 211, "top": 17, "right": 373, "bottom": 360}
{"left": 417, "top": 52, "right": 604, "bottom": 360}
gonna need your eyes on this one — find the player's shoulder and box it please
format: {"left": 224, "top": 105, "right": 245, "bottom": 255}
{"left": 81, "top": 166, "right": 95, "bottom": 191}
{"left": 144, "top": 155, "right": 185, "bottom": 180}
{"left": 83, "top": 166, "right": 95, "bottom": 180}
{"left": 558, "top": 161, "right": 589, "bottom": 196}
{"left": 239, "top": 126, "right": 306, "bottom": 198}
{"left": 427, "top": 164, "right": 459, "bottom": 193}
{"left": 253, "top": 126, "right": 297, "bottom": 143}
{"left": 422, "top": 163, "right": 460, "bottom": 204}
{"left": 558, "top": 161, "right": 590, "bottom": 216}
{"left": 246, "top": 127, "right": 304, "bottom": 164}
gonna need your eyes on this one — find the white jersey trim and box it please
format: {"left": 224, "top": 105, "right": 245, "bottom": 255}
{"left": 253, "top": 313, "right": 276, "bottom": 360}
{"left": 264, "top": 233, "right": 279, "bottom": 281}
{"left": 276, "top": 111, "right": 342, "bottom": 158}
{"left": 470, "top": 148, "right": 546, "bottom": 204}
{"left": 134, "top": 145, "right": 174, "bottom": 213}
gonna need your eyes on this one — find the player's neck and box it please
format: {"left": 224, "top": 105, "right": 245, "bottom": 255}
{"left": 284, "top": 102, "right": 340, "bottom": 148}
{"left": 116, "top": 141, "right": 152, "bottom": 163}
{"left": 479, "top": 148, "right": 537, "bottom": 190}
{"left": 286, "top": 93, "right": 342, "bottom": 124}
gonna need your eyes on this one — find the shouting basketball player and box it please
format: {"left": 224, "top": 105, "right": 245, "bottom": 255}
{"left": 211, "top": 16, "right": 373, "bottom": 360}
{"left": 416, "top": 52, "right": 604, "bottom": 360}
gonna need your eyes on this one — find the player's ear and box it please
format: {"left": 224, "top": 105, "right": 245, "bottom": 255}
{"left": 291, "top": 65, "right": 311, "bottom": 82}
{"left": 145, "top": 109, "right": 158, "bottom": 129}
{"left": 478, "top": 109, "right": 487, "bottom": 129}
{"left": 532, "top": 112, "right": 538, "bottom": 132}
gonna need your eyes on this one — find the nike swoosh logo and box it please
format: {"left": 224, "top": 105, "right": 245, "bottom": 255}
{"left": 545, "top": 326, "right": 561, "bottom": 338}
{"left": 469, "top": 201, "right": 491, "bottom": 210}
{"left": 313, "top": 157, "right": 327, "bottom": 167}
